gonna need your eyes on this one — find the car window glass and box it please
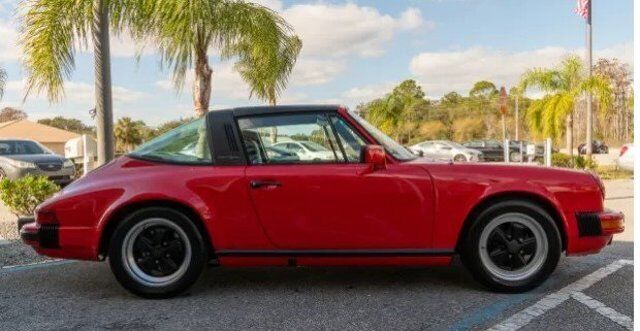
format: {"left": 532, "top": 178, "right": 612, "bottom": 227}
{"left": 0, "top": 140, "right": 48, "bottom": 155}
{"left": 330, "top": 115, "right": 367, "bottom": 162}
{"left": 238, "top": 113, "right": 343, "bottom": 165}
{"left": 131, "top": 118, "right": 211, "bottom": 164}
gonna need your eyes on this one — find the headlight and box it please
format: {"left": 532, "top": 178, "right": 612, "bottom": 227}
{"left": 63, "top": 159, "right": 74, "bottom": 168}
{"left": 6, "top": 159, "right": 37, "bottom": 169}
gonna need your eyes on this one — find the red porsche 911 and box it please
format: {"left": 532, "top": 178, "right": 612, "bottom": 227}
{"left": 21, "top": 105, "right": 623, "bottom": 298}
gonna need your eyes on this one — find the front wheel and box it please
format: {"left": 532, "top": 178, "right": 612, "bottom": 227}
{"left": 108, "top": 207, "right": 207, "bottom": 298}
{"left": 460, "top": 200, "right": 561, "bottom": 292}
{"left": 453, "top": 154, "right": 467, "bottom": 162}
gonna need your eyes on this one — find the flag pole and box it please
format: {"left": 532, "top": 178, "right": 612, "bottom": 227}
{"left": 585, "top": 0, "right": 593, "bottom": 157}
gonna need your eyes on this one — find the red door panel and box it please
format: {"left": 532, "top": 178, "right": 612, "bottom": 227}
{"left": 245, "top": 163, "right": 434, "bottom": 249}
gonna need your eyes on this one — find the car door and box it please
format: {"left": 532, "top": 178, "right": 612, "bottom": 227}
{"left": 239, "top": 112, "right": 434, "bottom": 250}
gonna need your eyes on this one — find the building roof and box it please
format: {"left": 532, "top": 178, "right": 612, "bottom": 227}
{"left": 0, "top": 119, "right": 79, "bottom": 143}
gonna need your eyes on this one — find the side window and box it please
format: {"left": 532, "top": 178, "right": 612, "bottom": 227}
{"left": 330, "top": 115, "right": 367, "bottom": 162}
{"left": 131, "top": 118, "right": 211, "bottom": 164}
{"left": 238, "top": 113, "right": 343, "bottom": 165}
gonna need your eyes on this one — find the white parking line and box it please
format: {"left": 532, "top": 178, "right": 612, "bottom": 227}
{"left": 571, "top": 292, "right": 633, "bottom": 330}
{"left": 486, "top": 259, "right": 633, "bottom": 331}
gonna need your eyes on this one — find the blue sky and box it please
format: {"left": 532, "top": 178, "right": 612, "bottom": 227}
{"left": 0, "top": 0, "right": 633, "bottom": 126}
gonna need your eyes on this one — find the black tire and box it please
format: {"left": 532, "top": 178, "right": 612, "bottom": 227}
{"left": 453, "top": 154, "right": 467, "bottom": 162}
{"left": 460, "top": 200, "right": 561, "bottom": 292}
{"left": 108, "top": 207, "right": 208, "bottom": 299}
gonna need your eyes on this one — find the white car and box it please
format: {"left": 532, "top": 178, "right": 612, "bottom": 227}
{"left": 410, "top": 140, "right": 483, "bottom": 162}
{"left": 616, "top": 143, "right": 633, "bottom": 171}
{"left": 272, "top": 141, "right": 335, "bottom": 161}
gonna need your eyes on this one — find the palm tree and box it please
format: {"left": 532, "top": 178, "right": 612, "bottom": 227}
{"left": 520, "top": 56, "right": 612, "bottom": 160}
{"left": 19, "top": 0, "right": 128, "bottom": 165}
{"left": 114, "top": 117, "right": 143, "bottom": 152}
{"left": 234, "top": 34, "right": 301, "bottom": 143}
{"left": 0, "top": 66, "right": 6, "bottom": 101}
{"left": 131, "top": 1, "right": 299, "bottom": 118}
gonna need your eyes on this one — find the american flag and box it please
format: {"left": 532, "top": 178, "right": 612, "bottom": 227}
{"left": 574, "top": 0, "right": 590, "bottom": 19}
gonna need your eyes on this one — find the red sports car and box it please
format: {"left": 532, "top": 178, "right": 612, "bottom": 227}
{"left": 21, "top": 105, "right": 624, "bottom": 298}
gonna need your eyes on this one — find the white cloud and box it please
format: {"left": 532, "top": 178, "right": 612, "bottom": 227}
{"left": 283, "top": 4, "right": 429, "bottom": 58}
{"left": 290, "top": 58, "right": 347, "bottom": 86}
{"left": 251, "top": 0, "right": 283, "bottom": 11}
{"left": 0, "top": 22, "right": 20, "bottom": 62}
{"left": 409, "top": 42, "right": 634, "bottom": 97}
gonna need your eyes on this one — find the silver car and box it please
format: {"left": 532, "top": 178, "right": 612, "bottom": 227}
{"left": 410, "top": 140, "right": 483, "bottom": 162}
{"left": 0, "top": 139, "right": 75, "bottom": 185}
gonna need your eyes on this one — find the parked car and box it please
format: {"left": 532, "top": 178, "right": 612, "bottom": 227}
{"left": 578, "top": 140, "right": 609, "bottom": 155}
{"left": 463, "top": 140, "right": 520, "bottom": 162}
{"left": 616, "top": 143, "right": 633, "bottom": 171}
{"left": 410, "top": 140, "right": 483, "bottom": 162}
{"left": 21, "top": 105, "right": 623, "bottom": 298}
{"left": 0, "top": 139, "right": 75, "bottom": 185}
{"left": 271, "top": 141, "right": 335, "bottom": 161}
{"left": 265, "top": 146, "right": 300, "bottom": 163}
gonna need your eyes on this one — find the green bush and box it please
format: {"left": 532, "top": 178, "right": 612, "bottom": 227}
{"left": 0, "top": 175, "right": 59, "bottom": 216}
{"left": 552, "top": 153, "right": 598, "bottom": 170}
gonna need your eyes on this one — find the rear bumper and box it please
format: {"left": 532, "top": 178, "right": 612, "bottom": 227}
{"left": 20, "top": 222, "right": 98, "bottom": 260}
{"left": 20, "top": 222, "right": 59, "bottom": 249}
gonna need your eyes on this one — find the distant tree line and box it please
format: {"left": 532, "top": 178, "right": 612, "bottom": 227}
{"left": 358, "top": 55, "right": 632, "bottom": 153}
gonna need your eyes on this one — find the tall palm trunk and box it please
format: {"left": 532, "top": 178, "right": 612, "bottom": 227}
{"left": 566, "top": 112, "right": 574, "bottom": 162}
{"left": 193, "top": 46, "right": 212, "bottom": 118}
{"left": 92, "top": 0, "right": 114, "bottom": 165}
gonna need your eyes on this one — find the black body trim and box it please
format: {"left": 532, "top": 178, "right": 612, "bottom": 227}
{"left": 215, "top": 249, "right": 454, "bottom": 257}
{"left": 576, "top": 212, "right": 603, "bottom": 236}
{"left": 20, "top": 224, "right": 60, "bottom": 249}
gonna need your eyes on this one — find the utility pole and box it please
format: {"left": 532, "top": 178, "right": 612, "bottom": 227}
{"left": 585, "top": 0, "right": 593, "bottom": 158}
{"left": 92, "top": 0, "right": 114, "bottom": 165}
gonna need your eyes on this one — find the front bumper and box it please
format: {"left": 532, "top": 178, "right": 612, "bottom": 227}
{"left": 576, "top": 209, "right": 625, "bottom": 236}
{"left": 20, "top": 222, "right": 59, "bottom": 249}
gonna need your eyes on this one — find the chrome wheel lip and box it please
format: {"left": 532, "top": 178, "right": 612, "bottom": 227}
{"left": 479, "top": 213, "right": 548, "bottom": 282}
{"left": 122, "top": 218, "right": 192, "bottom": 287}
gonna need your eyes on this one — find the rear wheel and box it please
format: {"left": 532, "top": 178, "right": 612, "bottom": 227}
{"left": 108, "top": 207, "right": 207, "bottom": 298}
{"left": 460, "top": 200, "right": 561, "bottom": 292}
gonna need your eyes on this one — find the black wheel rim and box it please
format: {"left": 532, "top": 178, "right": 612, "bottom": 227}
{"left": 132, "top": 225, "right": 186, "bottom": 277}
{"left": 486, "top": 222, "right": 537, "bottom": 271}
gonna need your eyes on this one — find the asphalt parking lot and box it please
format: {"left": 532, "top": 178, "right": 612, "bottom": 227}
{"left": 0, "top": 180, "right": 633, "bottom": 330}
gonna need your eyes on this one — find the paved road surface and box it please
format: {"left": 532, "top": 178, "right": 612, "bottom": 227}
{"left": 0, "top": 180, "right": 633, "bottom": 330}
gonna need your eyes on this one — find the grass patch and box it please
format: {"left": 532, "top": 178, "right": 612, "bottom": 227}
{"left": 595, "top": 166, "right": 633, "bottom": 180}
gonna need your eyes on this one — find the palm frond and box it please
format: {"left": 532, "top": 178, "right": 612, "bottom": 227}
{"left": 19, "top": 0, "right": 93, "bottom": 102}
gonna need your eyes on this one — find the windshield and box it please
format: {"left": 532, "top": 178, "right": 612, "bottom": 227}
{"left": 300, "top": 141, "right": 329, "bottom": 152}
{"left": 444, "top": 141, "right": 466, "bottom": 149}
{"left": 0, "top": 140, "right": 50, "bottom": 155}
{"left": 130, "top": 118, "right": 212, "bottom": 164}
{"left": 347, "top": 110, "right": 417, "bottom": 161}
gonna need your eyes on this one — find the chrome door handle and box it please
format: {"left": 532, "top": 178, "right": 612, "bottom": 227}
{"left": 250, "top": 180, "right": 282, "bottom": 189}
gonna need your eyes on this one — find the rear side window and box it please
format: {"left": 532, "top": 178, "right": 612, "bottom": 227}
{"left": 131, "top": 118, "right": 211, "bottom": 164}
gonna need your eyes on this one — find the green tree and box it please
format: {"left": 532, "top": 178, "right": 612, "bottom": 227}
{"left": 131, "top": 1, "right": 300, "bottom": 117}
{"left": 37, "top": 116, "right": 93, "bottom": 135}
{"left": 0, "top": 107, "right": 27, "bottom": 123}
{"left": 362, "top": 80, "right": 429, "bottom": 143}
{"left": 452, "top": 117, "right": 485, "bottom": 142}
{"left": 150, "top": 118, "right": 193, "bottom": 139}
{"left": 520, "top": 56, "right": 612, "bottom": 159}
{"left": 114, "top": 117, "right": 144, "bottom": 153}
